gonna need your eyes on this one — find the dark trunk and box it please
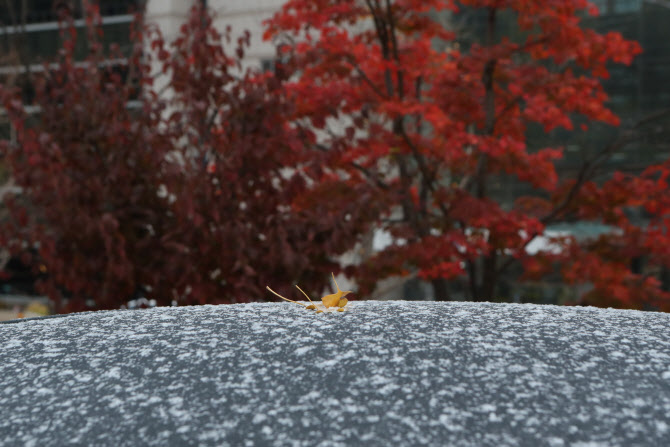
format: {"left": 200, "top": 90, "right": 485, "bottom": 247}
{"left": 661, "top": 267, "right": 670, "bottom": 292}
{"left": 432, "top": 277, "right": 450, "bottom": 301}
{"left": 479, "top": 251, "right": 498, "bottom": 301}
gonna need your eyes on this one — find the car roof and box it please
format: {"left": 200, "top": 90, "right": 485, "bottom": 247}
{"left": 2, "top": 301, "right": 670, "bottom": 446}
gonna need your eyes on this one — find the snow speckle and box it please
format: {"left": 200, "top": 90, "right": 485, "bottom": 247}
{"left": 1, "top": 301, "right": 670, "bottom": 446}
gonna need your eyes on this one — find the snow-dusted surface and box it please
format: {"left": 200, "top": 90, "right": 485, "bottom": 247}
{"left": 2, "top": 301, "right": 670, "bottom": 446}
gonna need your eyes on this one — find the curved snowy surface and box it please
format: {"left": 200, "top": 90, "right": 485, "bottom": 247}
{"left": 2, "top": 301, "right": 670, "bottom": 446}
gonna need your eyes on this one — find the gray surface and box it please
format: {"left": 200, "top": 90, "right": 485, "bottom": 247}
{"left": 1, "top": 301, "right": 670, "bottom": 446}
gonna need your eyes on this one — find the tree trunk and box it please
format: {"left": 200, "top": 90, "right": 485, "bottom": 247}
{"left": 432, "top": 277, "right": 450, "bottom": 301}
{"left": 479, "top": 251, "right": 498, "bottom": 302}
{"left": 661, "top": 267, "right": 670, "bottom": 292}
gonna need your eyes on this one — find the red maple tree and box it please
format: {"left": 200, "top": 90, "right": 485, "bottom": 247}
{"left": 147, "top": 5, "right": 354, "bottom": 305}
{"left": 0, "top": 9, "right": 176, "bottom": 311}
{"left": 0, "top": 5, "right": 346, "bottom": 311}
{"left": 265, "top": 0, "right": 670, "bottom": 310}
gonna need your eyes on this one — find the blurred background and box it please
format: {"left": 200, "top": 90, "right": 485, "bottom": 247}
{"left": 1, "top": 0, "right": 670, "bottom": 319}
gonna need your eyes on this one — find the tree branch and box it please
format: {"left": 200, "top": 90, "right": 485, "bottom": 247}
{"left": 344, "top": 56, "right": 387, "bottom": 99}
{"left": 495, "top": 107, "right": 670, "bottom": 277}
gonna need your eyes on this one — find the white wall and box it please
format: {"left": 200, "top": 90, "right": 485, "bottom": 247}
{"left": 210, "top": 0, "right": 285, "bottom": 69}
{"left": 145, "top": 0, "right": 193, "bottom": 42}
{"left": 145, "top": 0, "right": 283, "bottom": 70}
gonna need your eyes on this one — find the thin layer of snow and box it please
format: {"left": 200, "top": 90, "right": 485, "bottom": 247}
{"left": 1, "top": 301, "right": 670, "bottom": 446}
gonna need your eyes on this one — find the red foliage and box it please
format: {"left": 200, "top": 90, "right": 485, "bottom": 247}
{"left": 265, "top": 0, "right": 670, "bottom": 309}
{"left": 1, "top": 15, "right": 175, "bottom": 311}
{"left": 3, "top": 1, "right": 669, "bottom": 312}
{"left": 145, "top": 7, "right": 355, "bottom": 305}
{"left": 0, "top": 5, "right": 348, "bottom": 311}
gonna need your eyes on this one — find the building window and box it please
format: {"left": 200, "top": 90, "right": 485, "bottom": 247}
{"left": 98, "top": 1, "right": 140, "bottom": 17}
{"left": 0, "top": 0, "right": 139, "bottom": 27}
{"left": 260, "top": 59, "right": 274, "bottom": 73}
{"left": 590, "top": 0, "right": 642, "bottom": 14}
{"left": 591, "top": 0, "right": 609, "bottom": 14}
{"left": 0, "top": 1, "right": 72, "bottom": 25}
{"left": 614, "top": 0, "right": 641, "bottom": 13}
